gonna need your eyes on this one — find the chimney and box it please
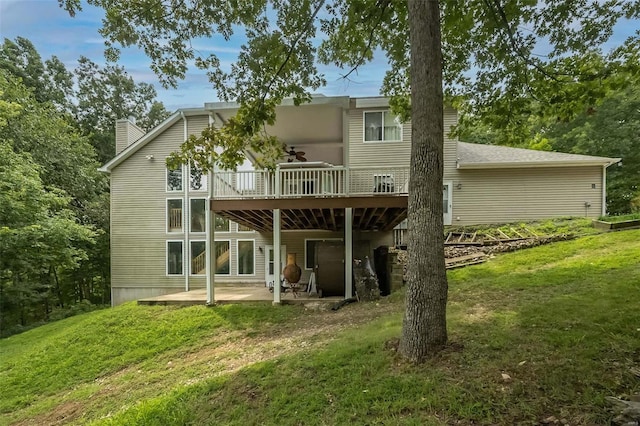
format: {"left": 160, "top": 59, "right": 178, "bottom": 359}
{"left": 115, "top": 118, "right": 146, "bottom": 155}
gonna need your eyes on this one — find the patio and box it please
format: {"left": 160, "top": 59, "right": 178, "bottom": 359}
{"left": 137, "top": 285, "right": 343, "bottom": 306}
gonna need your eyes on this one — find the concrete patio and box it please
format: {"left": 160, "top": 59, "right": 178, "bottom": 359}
{"left": 137, "top": 285, "right": 342, "bottom": 306}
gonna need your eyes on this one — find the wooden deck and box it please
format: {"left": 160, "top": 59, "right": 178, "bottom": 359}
{"left": 137, "top": 285, "right": 342, "bottom": 306}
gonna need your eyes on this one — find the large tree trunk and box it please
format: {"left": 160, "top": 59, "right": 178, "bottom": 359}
{"left": 399, "top": 0, "right": 448, "bottom": 363}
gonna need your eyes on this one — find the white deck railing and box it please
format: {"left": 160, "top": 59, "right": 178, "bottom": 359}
{"left": 212, "top": 166, "right": 409, "bottom": 199}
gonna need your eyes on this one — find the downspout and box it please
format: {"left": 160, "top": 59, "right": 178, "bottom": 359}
{"left": 181, "top": 111, "right": 189, "bottom": 291}
{"left": 206, "top": 113, "right": 215, "bottom": 304}
{"left": 601, "top": 164, "right": 607, "bottom": 217}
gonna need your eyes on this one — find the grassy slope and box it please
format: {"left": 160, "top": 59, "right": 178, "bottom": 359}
{"left": 1, "top": 229, "right": 639, "bottom": 425}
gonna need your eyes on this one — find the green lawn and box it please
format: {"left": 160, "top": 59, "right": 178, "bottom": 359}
{"left": 599, "top": 212, "right": 640, "bottom": 222}
{"left": 2, "top": 229, "right": 639, "bottom": 425}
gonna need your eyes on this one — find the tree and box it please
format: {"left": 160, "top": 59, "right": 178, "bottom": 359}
{"left": 75, "top": 56, "right": 170, "bottom": 163}
{"left": 0, "top": 74, "right": 95, "bottom": 334}
{"left": 60, "top": 0, "right": 640, "bottom": 362}
{"left": 548, "top": 85, "right": 640, "bottom": 214}
{"left": 0, "top": 38, "right": 170, "bottom": 165}
{"left": 0, "top": 37, "right": 75, "bottom": 112}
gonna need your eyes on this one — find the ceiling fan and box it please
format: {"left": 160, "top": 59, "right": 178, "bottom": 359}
{"left": 285, "top": 146, "right": 307, "bottom": 162}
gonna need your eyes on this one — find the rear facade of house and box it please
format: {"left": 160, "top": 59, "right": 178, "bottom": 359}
{"left": 104, "top": 96, "right": 618, "bottom": 305}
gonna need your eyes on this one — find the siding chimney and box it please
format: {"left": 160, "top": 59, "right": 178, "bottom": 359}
{"left": 115, "top": 118, "right": 146, "bottom": 155}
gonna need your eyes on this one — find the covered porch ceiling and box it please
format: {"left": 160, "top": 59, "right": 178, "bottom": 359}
{"left": 210, "top": 196, "right": 408, "bottom": 232}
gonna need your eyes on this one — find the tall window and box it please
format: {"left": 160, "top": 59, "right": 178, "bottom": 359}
{"left": 237, "top": 240, "right": 255, "bottom": 275}
{"left": 190, "top": 199, "right": 206, "bottom": 233}
{"left": 167, "top": 165, "right": 183, "bottom": 191}
{"left": 167, "top": 241, "right": 183, "bottom": 275}
{"left": 190, "top": 241, "right": 206, "bottom": 275}
{"left": 167, "top": 199, "right": 183, "bottom": 233}
{"left": 214, "top": 240, "right": 230, "bottom": 275}
{"left": 190, "top": 163, "right": 207, "bottom": 191}
{"left": 364, "top": 111, "right": 402, "bottom": 142}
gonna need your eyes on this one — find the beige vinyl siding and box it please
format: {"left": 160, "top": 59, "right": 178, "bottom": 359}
{"left": 450, "top": 166, "right": 604, "bottom": 225}
{"left": 187, "top": 114, "right": 209, "bottom": 137}
{"left": 348, "top": 106, "right": 458, "bottom": 171}
{"left": 111, "top": 115, "right": 268, "bottom": 305}
{"left": 111, "top": 120, "right": 185, "bottom": 303}
{"left": 442, "top": 108, "right": 459, "bottom": 180}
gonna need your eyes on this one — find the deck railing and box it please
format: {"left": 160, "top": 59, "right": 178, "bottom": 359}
{"left": 212, "top": 166, "right": 409, "bottom": 199}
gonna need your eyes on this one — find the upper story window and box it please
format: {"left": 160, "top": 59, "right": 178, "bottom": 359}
{"left": 190, "top": 163, "right": 207, "bottom": 191}
{"left": 167, "top": 165, "right": 183, "bottom": 192}
{"left": 364, "top": 111, "right": 402, "bottom": 142}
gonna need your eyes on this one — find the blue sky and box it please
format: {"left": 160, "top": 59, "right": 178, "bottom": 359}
{"left": 0, "top": 0, "right": 637, "bottom": 112}
{"left": 0, "top": 0, "right": 386, "bottom": 111}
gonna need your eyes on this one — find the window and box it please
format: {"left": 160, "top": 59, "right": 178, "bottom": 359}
{"left": 214, "top": 215, "right": 229, "bottom": 232}
{"left": 364, "top": 111, "right": 402, "bottom": 142}
{"left": 190, "top": 241, "right": 206, "bottom": 275}
{"left": 237, "top": 240, "right": 255, "bottom": 275}
{"left": 304, "top": 238, "right": 343, "bottom": 270}
{"left": 167, "top": 165, "right": 183, "bottom": 191}
{"left": 167, "top": 241, "right": 183, "bottom": 275}
{"left": 237, "top": 223, "right": 254, "bottom": 232}
{"left": 190, "top": 199, "right": 206, "bottom": 233}
{"left": 442, "top": 185, "right": 449, "bottom": 215}
{"left": 190, "top": 163, "right": 207, "bottom": 191}
{"left": 167, "top": 199, "right": 183, "bottom": 233}
{"left": 213, "top": 240, "right": 230, "bottom": 275}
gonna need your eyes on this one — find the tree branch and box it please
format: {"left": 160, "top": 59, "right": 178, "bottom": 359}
{"left": 340, "top": 0, "right": 391, "bottom": 80}
{"left": 483, "top": 0, "right": 560, "bottom": 82}
{"left": 261, "top": 0, "right": 326, "bottom": 103}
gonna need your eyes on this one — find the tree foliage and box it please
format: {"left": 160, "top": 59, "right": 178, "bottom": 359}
{"left": 59, "top": 0, "right": 639, "bottom": 361}
{"left": 0, "top": 72, "right": 96, "bottom": 335}
{"left": 0, "top": 38, "right": 171, "bottom": 334}
{"left": 0, "top": 37, "right": 74, "bottom": 111}
{"left": 75, "top": 56, "right": 169, "bottom": 162}
{"left": 549, "top": 85, "right": 640, "bottom": 214}
{"left": 0, "top": 38, "right": 170, "bottom": 165}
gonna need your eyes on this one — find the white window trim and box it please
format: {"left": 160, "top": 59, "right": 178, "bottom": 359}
{"left": 166, "top": 198, "right": 184, "bottom": 234}
{"left": 189, "top": 239, "right": 207, "bottom": 276}
{"left": 189, "top": 197, "right": 207, "bottom": 234}
{"left": 166, "top": 163, "right": 184, "bottom": 192}
{"left": 236, "top": 239, "right": 256, "bottom": 276}
{"left": 189, "top": 162, "right": 208, "bottom": 192}
{"left": 304, "top": 238, "right": 344, "bottom": 271}
{"left": 166, "top": 240, "right": 184, "bottom": 276}
{"left": 362, "top": 110, "right": 403, "bottom": 143}
{"left": 214, "top": 239, "right": 231, "bottom": 276}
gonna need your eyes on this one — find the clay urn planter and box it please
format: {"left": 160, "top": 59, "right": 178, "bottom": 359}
{"left": 282, "top": 253, "right": 302, "bottom": 284}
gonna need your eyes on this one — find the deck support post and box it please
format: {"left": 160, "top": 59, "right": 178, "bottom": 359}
{"left": 206, "top": 208, "right": 215, "bottom": 305}
{"left": 345, "top": 207, "right": 353, "bottom": 299}
{"left": 273, "top": 209, "right": 282, "bottom": 305}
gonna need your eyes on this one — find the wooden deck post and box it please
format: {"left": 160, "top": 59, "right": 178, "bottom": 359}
{"left": 345, "top": 207, "right": 353, "bottom": 298}
{"left": 273, "top": 209, "right": 282, "bottom": 305}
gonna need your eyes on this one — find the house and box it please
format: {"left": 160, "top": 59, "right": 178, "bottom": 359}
{"left": 100, "top": 95, "right": 620, "bottom": 306}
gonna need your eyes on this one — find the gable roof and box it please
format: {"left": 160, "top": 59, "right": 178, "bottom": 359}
{"left": 457, "top": 142, "right": 620, "bottom": 169}
{"left": 99, "top": 108, "right": 206, "bottom": 173}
